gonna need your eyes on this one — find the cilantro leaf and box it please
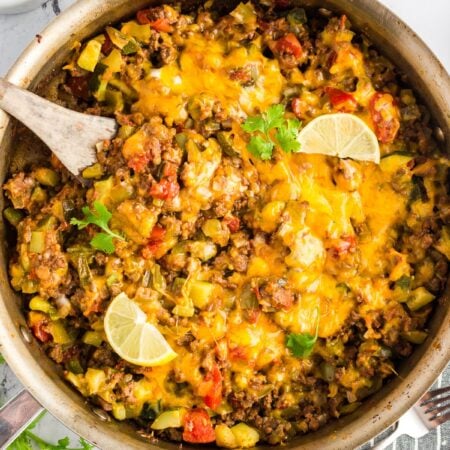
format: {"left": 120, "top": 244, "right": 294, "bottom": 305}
{"left": 276, "top": 118, "right": 302, "bottom": 153}
{"left": 247, "top": 136, "right": 274, "bottom": 160}
{"left": 241, "top": 104, "right": 303, "bottom": 159}
{"left": 286, "top": 332, "right": 317, "bottom": 358}
{"left": 7, "top": 411, "right": 94, "bottom": 450}
{"left": 90, "top": 232, "right": 115, "bottom": 254}
{"left": 242, "top": 116, "right": 266, "bottom": 134}
{"left": 264, "top": 104, "right": 285, "bottom": 131}
{"left": 70, "top": 201, "right": 124, "bottom": 254}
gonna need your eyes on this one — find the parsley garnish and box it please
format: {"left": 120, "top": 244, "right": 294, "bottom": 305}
{"left": 242, "top": 104, "right": 302, "bottom": 160}
{"left": 286, "top": 310, "right": 320, "bottom": 358}
{"left": 0, "top": 354, "right": 5, "bottom": 364}
{"left": 70, "top": 201, "right": 124, "bottom": 254}
{"left": 7, "top": 411, "right": 94, "bottom": 450}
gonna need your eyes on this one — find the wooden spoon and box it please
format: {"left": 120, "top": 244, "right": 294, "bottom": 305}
{"left": 0, "top": 78, "right": 117, "bottom": 176}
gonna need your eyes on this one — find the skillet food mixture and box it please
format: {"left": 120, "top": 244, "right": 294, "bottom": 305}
{"left": 3, "top": 1, "right": 450, "bottom": 447}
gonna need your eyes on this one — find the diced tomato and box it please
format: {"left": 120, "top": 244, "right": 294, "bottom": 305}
{"left": 291, "top": 97, "right": 305, "bottom": 118}
{"left": 66, "top": 76, "right": 91, "bottom": 101}
{"left": 328, "top": 235, "right": 356, "bottom": 258}
{"left": 275, "top": 33, "right": 303, "bottom": 59}
{"left": 127, "top": 153, "right": 151, "bottom": 173}
{"left": 203, "top": 364, "right": 223, "bottom": 410}
{"left": 149, "top": 178, "right": 180, "bottom": 200}
{"left": 223, "top": 216, "right": 240, "bottom": 233}
{"left": 325, "top": 87, "right": 357, "bottom": 113}
{"left": 369, "top": 92, "right": 400, "bottom": 144}
{"left": 182, "top": 409, "right": 216, "bottom": 444}
{"left": 149, "top": 18, "right": 174, "bottom": 33}
{"left": 30, "top": 321, "right": 51, "bottom": 343}
{"left": 101, "top": 33, "right": 113, "bottom": 55}
{"left": 142, "top": 225, "right": 166, "bottom": 259}
{"left": 274, "top": 0, "right": 292, "bottom": 8}
{"left": 136, "top": 10, "right": 174, "bottom": 32}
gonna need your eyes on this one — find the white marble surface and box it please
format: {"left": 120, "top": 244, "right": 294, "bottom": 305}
{"left": 0, "top": 1, "right": 449, "bottom": 449}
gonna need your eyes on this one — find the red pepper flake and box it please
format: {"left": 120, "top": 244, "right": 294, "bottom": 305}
{"left": 101, "top": 33, "right": 113, "bottom": 55}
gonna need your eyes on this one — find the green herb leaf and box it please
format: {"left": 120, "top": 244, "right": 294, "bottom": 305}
{"left": 242, "top": 116, "right": 266, "bottom": 134}
{"left": 264, "top": 104, "right": 285, "bottom": 131}
{"left": 275, "top": 118, "right": 302, "bottom": 153}
{"left": 7, "top": 411, "right": 94, "bottom": 450}
{"left": 286, "top": 332, "right": 317, "bottom": 358}
{"left": 90, "top": 232, "right": 115, "bottom": 254}
{"left": 0, "top": 354, "right": 5, "bottom": 364}
{"left": 70, "top": 201, "right": 124, "bottom": 254}
{"left": 247, "top": 136, "right": 274, "bottom": 160}
{"left": 241, "top": 104, "right": 302, "bottom": 159}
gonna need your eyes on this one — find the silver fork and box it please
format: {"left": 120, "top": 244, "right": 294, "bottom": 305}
{"left": 373, "top": 385, "right": 450, "bottom": 449}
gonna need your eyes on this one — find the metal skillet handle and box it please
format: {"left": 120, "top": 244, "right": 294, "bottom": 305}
{"left": 0, "top": 388, "right": 44, "bottom": 448}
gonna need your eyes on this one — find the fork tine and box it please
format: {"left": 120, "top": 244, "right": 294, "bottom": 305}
{"left": 425, "top": 401, "right": 450, "bottom": 417}
{"left": 420, "top": 386, "right": 450, "bottom": 404}
{"left": 422, "top": 394, "right": 450, "bottom": 410}
{"left": 429, "top": 409, "right": 450, "bottom": 427}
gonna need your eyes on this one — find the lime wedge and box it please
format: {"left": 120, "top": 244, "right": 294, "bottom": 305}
{"left": 297, "top": 113, "right": 380, "bottom": 163}
{"left": 104, "top": 292, "right": 177, "bottom": 366}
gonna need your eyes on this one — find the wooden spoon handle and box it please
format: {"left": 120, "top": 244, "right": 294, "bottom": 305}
{"left": 0, "top": 78, "right": 116, "bottom": 175}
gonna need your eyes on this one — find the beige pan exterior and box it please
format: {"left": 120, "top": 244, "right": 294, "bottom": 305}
{"left": 0, "top": 1, "right": 449, "bottom": 449}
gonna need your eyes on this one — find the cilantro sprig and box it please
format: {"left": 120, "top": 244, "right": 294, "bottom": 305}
{"left": 242, "top": 104, "right": 302, "bottom": 160}
{"left": 286, "top": 309, "right": 320, "bottom": 358}
{"left": 8, "top": 411, "right": 94, "bottom": 450}
{"left": 70, "top": 201, "right": 124, "bottom": 254}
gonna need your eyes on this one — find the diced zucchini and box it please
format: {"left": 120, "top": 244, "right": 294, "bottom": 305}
{"left": 172, "top": 297, "right": 194, "bottom": 317}
{"left": 380, "top": 152, "right": 414, "bottom": 174}
{"left": 29, "top": 231, "right": 45, "bottom": 253}
{"left": 85, "top": 368, "right": 106, "bottom": 395}
{"left": 189, "top": 240, "right": 217, "bottom": 261}
{"left": 48, "top": 320, "right": 72, "bottom": 344}
{"left": 403, "top": 330, "right": 428, "bottom": 344}
{"left": 67, "top": 359, "right": 84, "bottom": 374}
{"left": 37, "top": 215, "right": 58, "bottom": 231}
{"left": 118, "top": 125, "right": 136, "bottom": 140}
{"left": 151, "top": 409, "right": 186, "bottom": 430}
{"left": 406, "top": 287, "right": 435, "bottom": 311}
{"left": 82, "top": 163, "right": 103, "bottom": 179}
{"left": 3, "top": 207, "right": 24, "bottom": 227}
{"left": 105, "top": 88, "right": 124, "bottom": 112}
{"left": 121, "top": 21, "right": 152, "bottom": 43}
{"left": 77, "top": 39, "right": 102, "bottom": 72}
{"left": 82, "top": 330, "right": 103, "bottom": 347}
{"left": 215, "top": 424, "right": 238, "bottom": 449}
{"left": 29, "top": 296, "right": 53, "bottom": 314}
{"left": 188, "top": 280, "right": 215, "bottom": 310}
{"left": 230, "top": 423, "right": 260, "bottom": 448}
{"left": 108, "top": 78, "right": 137, "bottom": 99}
{"left": 30, "top": 186, "right": 47, "bottom": 204}
{"left": 435, "top": 226, "right": 450, "bottom": 260}
{"left": 202, "top": 219, "right": 229, "bottom": 246}
{"left": 112, "top": 402, "right": 127, "bottom": 420}
{"left": 106, "top": 27, "right": 139, "bottom": 54}
{"left": 34, "top": 167, "right": 60, "bottom": 187}
{"left": 92, "top": 177, "right": 114, "bottom": 206}
{"left": 101, "top": 48, "right": 123, "bottom": 73}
